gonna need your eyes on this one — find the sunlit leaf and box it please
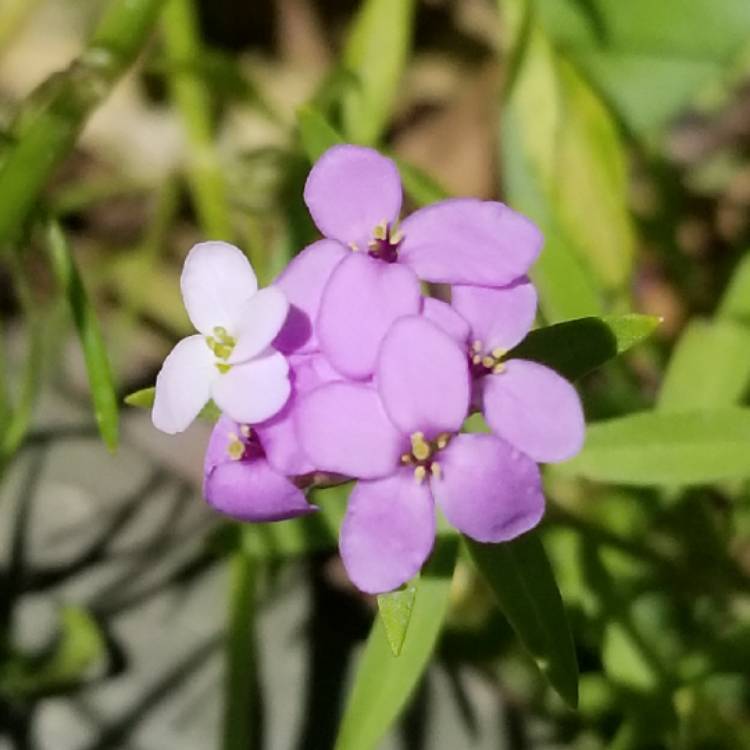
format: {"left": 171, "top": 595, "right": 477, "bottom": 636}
{"left": 46, "top": 220, "right": 119, "bottom": 452}
{"left": 558, "top": 408, "right": 750, "bottom": 485}
{"left": 334, "top": 536, "right": 458, "bottom": 750}
{"left": 377, "top": 585, "right": 417, "bottom": 657}
{"left": 465, "top": 532, "right": 579, "bottom": 707}
{"left": 341, "top": 0, "right": 416, "bottom": 145}
{"left": 509, "top": 313, "right": 660, "bottom": 380}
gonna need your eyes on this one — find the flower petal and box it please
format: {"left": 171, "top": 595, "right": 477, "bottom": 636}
{"left": 152, "top": 335, "right": 214, "bottom": 434}
{"left": 482, "top": 359, "right": 585, "bottom": 463}
{"left": 180, "top": 241, "right": 258, "bottom": 335}
{"left": 422, "top": 297, "right": 470, "bottom": 344}
{"left": 318, "top": 253, "right": 421, "bottom": 379}
{"left": 340, "top": 472, "right": 435, "bottom": 593}
{"left": 451, "top": 277, "right": 537, "bottom": 351}
{"left": 211, "top": 351, "right": 290, "bottom": 424}
{"left": 377, "top": 316, "right": 470, "bottom": 437}
{"left": 399, "top": 199, "right": 542, "bottom": 286}
{"left": 303, "top": 145, "right": 402, "bottom": 249}
{"left": 432, "top": 433, "right": 544, "bottom": 542}
{"left": 273, "top": 240, "right": 348, "bottom": 354}
{"left": 204, "top": 459, "right": 313, "bottom": 522}
{"left": 229, "top": 287, "right": 290, "bottom": 364}
{"left": 295, "top": 382, "right": 403, "bottom": 479}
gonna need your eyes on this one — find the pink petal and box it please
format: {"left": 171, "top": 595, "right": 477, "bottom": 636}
{"left": 431, "top": 433, "right": 544, "bottom": 542}
{"left": 152, "top": 335, "right": 215, "bottom": 434}
{"left": 340, "top": 472, "right": 435, "bottom": 593}
{"left": 318, "top": 253, "right": 421, "bottom": 379}
{"left": 229, "top": 287, "right": 289, "bottom": 363}
{"left": 399, "top": 199, "right": 542, "bottom": 286}
{"left": 303, "top": 145, "right": 402, "bottom": 249}
{"left": 211, "top": 351, "right": 290, "bottom": 425}
{"left": 295, "top": 382, "right": 404, "bottom": 479}
{"left": 377, "top": 316, "right": 470, "bottom": 437}
{"left": 481, "top": 359, "right": 585, "bottom": 463}
{"left": 273, "top": 240, "right": 348, "bottom": 354}
{"left": 451, "top": 278, "right": 537, "bottom": 352}
{"left": 180, "top": 241, "right": 258, "bottom": 335}
{"left": 422, "top": 297, "right": 470, "bottom": 344}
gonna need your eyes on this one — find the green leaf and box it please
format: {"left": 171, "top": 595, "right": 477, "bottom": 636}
{"left": 334, "top": 536, "right": 458, "bottom": 750}
{"left": 534, "top": 0, "right": 750, "bottom": 135}
{"left": 558, "top": 408, "right": 750, "bottom": 485}
{"left": 124, "top": 385, "right": 220, "bottom": 422}
{"left": 465, "top": 532, "right": 579, "bottom": 707}
{"left": 718, "top": 250, "right": 750, "bottom": 324}
{"left": 341, "top": 0, "right": 416, "bottom": 145}
{"left": 46, "top": 220, "right": 119, "bottom": 452}
{"left": 297, "top": 105, "right": 344, "bottom": 162}
{"left": 501, "top": 10, "right": 635, "bottom": 319}
{"left": 377, "top": 585, "right": 417, "bottom": 657}
{"left": 509, "top": 314, "right": 661, "bottom": 381}
{"left": 392, "top": 157, "right": 449, "bottom": 207}
{"left": 1, "top": 607, "right": 105, "bottom": 699}
{"left": 658, "top": 318, "right": 750, "bottom": 411}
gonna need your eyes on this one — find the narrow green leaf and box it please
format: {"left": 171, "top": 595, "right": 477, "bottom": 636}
{"left": 718, "top": 250, "right": 750, "bottom": 324}
{"left": 509, "top": 314, "right": 660, "bottom": 381}
{"left": 46, "top": 221, "right": 119, "bottom": 452}
{"left": 341, "top": 0, "right": 416, "bottom": 145}
{"left": 658, "top": 318, "right": 750, "bottom": 411}
{"left": 297, "top": 105, "right": 344, "bottom": 162}
{"left": 392, "top": 157, "right": 449, "bottom": 207}
{"left": 559, "top": 408, "right": 750, "bottom": 485}
{"left": 334, "top": 536, "right": 458, "bottom": 750}
{"left": 465, "top": 532, "right": 579, "bottom": 707}
{"left": 377, "top": 585, "right": 417, "bottom": 657}
{"left": 124, "top": 385, "right": 155, "bottom": 408}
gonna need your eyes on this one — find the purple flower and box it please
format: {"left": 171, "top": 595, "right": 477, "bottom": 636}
{"left": 301, "top": 145, "right": 544, "bottom": 379}
{"left": 204, "top": 414, "right": 316, "bottom": 522}
{"left": 295, "top": 315, "right": 544, "bottom": 594}
{"left": 152, "top": 242, "right": 291, "bottom": 433}
{"left": 452, "top": 280, "right": 585, "bottom": 463}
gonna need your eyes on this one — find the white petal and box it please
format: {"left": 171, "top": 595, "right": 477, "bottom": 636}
{"left": 228, "top": 287, "right": 290, "bottom": 364}
{"left": 152, "top": 335, "right": 215, "bottom": 434}
{"left": 180, "top": 241, "right": 258, "bottom": 335}
{"left": 211, "top": 351, "right": 291, "bottom": 424}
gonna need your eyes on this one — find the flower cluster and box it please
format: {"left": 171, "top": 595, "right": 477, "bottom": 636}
{"left": 152, "top": 145, "right": 585, "bottom": 594}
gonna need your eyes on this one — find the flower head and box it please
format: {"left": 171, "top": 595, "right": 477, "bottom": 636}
{"left": 296, "top": 315, "right": 544, "bottom": 593}
{"left": 152, "top": 241, "right": 291, "bottom": 433}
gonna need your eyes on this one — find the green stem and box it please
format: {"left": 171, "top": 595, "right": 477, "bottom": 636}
{"left": 161, "top": 0, "right": 232, "bottom": 240}
{"left": 223, "top": 548, "right": 258, "bottom": 750}
{"left": 0, "top": 0, "right": 166, "bottom": 250}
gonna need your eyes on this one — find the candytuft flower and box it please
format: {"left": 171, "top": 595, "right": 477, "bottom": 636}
{"left": 152, "top": 241, "right": 291, "bottom": 434}
{"left": 296, "top": 315, "right": 544, "bottom": 594}
{"left": 302, "top": 145, "right": 544, "bottom": 378}
{"left": 204, "top": 415, "right": 315, "bottom": 521}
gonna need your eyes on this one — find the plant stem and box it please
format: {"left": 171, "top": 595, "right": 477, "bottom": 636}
{"left": 161, "top": 0, "right": 233, "bottom": 240}
{"left": 0, "top": 0, "right": 166, "bottom": 250}
{"left": 223, "top": 548, "right": 259, "bottom": 750}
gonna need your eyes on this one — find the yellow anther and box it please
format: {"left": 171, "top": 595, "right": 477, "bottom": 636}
{"left": 215, "top": 362, "right": 232, "bottom": 374}
{"left": 492, "top": 362, "right": 506, "bottom": 374}
{"left": 482, "top": 356, "right": 495, "bottom": 369}
{"left": 240, "top": 424, "right": 252, "bottom": 438}
{"left": 414, "top": 465, "right": 427, "bottom": 484}
{"left": 373, "top": 222, "right": 388, "bottom": 241}
{"left": 410, "top": 432, "right": 431, "bottom": 462}
{"left": 492, "top": 347, "right": 505, "bottom": 359}
{"left": 472, "top": 340, "right": 482, "bottom": 353}
{"left": 430, "top": 462, "right": 441, "bottom": 479}
{"left": 227, "top": 434, "right": 245, "bottom": 461}
{"left": 436, "top": 433, "right": 450, "bottom": 450}
{"left": 400, "top": 453, "right": 412, "bottom": 464}
{"left": 472, "top": 354, "right": 482, "bottom": 365}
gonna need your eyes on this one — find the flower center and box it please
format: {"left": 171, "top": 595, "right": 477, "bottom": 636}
{"left": 226, "top": 424, "right": 263, "bottom": 461}
{"left": 469, "top": 340, "right": 506, "bottom": 378}
{"left": 400, "top": 431, "right": 452, "bottom": 483}
{"left": 206, "top": 326, "right": 236, "bottom": 374}
{"left": 365, "top": 221, "right": 403, "bottom": 263}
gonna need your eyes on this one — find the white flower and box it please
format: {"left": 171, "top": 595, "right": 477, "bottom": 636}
{"left": 152, "top": 241, "right": 291, "bottom": 434}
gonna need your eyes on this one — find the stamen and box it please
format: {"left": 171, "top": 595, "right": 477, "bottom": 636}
{"left": 389, "top": 228, "right": 404, "bottom": 244}
{"left": 372, "top": 221, "right": 388, "bottom": 241}
{"left": 410, "top": 432, "right": 431, "bottom": 462}
{"left": 482, "top": 356, "right": 495, "bottom": 369}
{"left": 240, "top": 424, "right": 252, "bottom": 438}
{"left": 430, "top": 462, "right": 441, "bottom": 479}
{"left": 472, "top": 354, "right": 482, "bottom": 365}
{"left": 215, "top": 362, "right": 232, "bottom": 374}
{"left": 472, "top": 340, "right": 482, "bottom": 353}
{"left": 400, "top": 453, "right": 412, "bottom": 464}
{"left": 348, "top": 242, "right": 359, "bottom": 252}
{"left": 436, "top": 433, "right": 450, "bottom": 450}
{"left": 227, "top": 433, "right": 245, "bottom": 461}
{"left": 493, "top": 363, "right": 505, "bottom": 374}
{"left": 414, "top": 465, "right": 427, "bottom": 484}
{"left": 492, "top": 347, "right": 505, "bottom": 359}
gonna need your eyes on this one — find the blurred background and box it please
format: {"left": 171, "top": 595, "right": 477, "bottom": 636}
{"left": 1, "top": 0, "right": 750, "bottom": 748}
